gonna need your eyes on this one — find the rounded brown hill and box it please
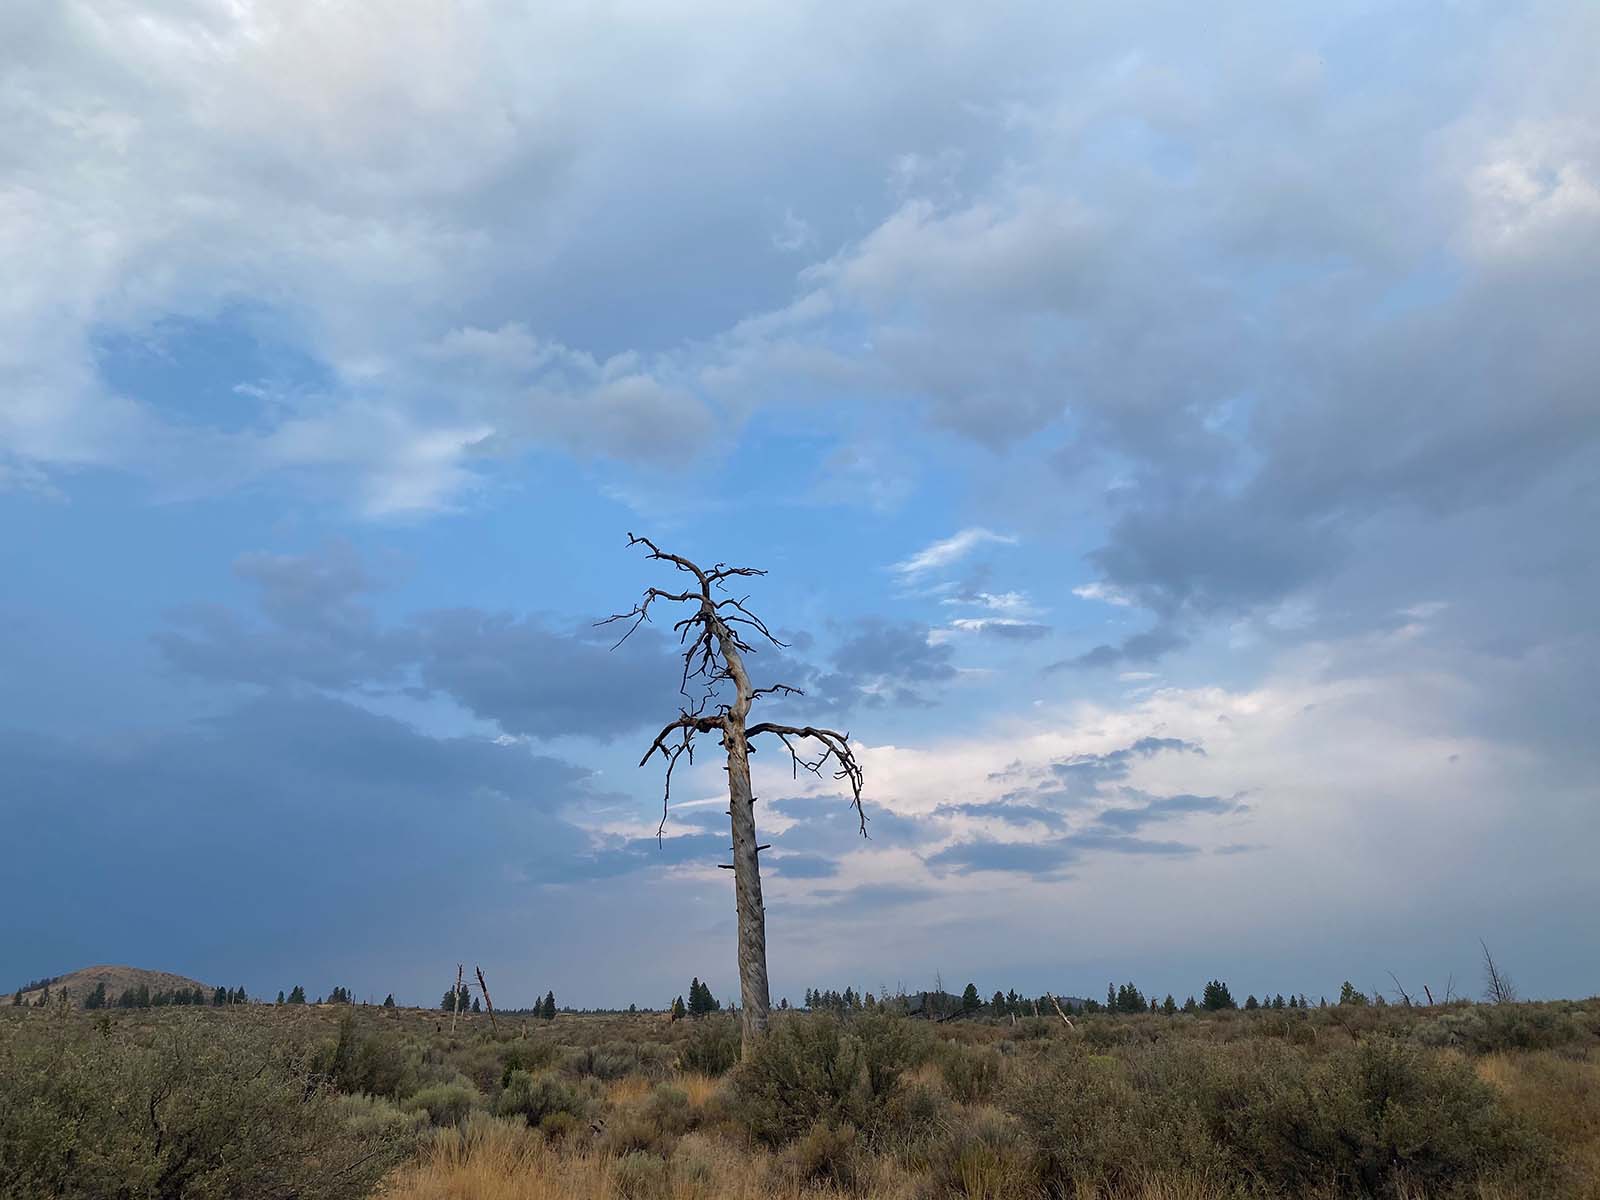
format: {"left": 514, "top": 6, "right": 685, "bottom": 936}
{"left": 12, "top": 965, "right": 212, "bottom": 1005}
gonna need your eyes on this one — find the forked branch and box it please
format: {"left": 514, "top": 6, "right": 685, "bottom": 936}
{"left": 747, "top": 722, "right": 868, "bottom": 837}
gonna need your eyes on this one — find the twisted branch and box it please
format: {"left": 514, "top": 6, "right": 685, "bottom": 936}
{"left": 746, "top": 722, "right": 868, "bottom": 837}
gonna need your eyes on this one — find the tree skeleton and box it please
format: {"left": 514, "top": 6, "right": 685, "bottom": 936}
{"left": 599, "top": 534, "right": 867, "bottom": 1053}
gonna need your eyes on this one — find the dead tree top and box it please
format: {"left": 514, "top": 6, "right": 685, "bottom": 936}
{"left": 597, "top": 533, "right": 867, "bottom": 842}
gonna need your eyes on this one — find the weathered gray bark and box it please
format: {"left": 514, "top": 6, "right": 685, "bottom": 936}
{"left": 602, "top": 535, "right": 866, "bottom": 1058}
{"left": 725, "top": 728, "right": 771, "bottom": 1049}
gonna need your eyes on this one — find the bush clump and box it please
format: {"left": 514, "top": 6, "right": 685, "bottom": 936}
{"left": 404, "top": 1080, "right": 480, "bottom": 1128}
{"left": 1007, "top": 1037, "right": 1552, "bottom": 1198}
{"left": 492, "top": 1069, "right": 590, "bottom": 1129}
{"left": 0, "top": 1017, "right": 411, "bottom": 1199}
{"left": 678, "top": 1016, "right": 740, "bottom": 1075}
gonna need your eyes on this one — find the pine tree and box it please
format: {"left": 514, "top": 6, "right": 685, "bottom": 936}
{"left": 779, "top": 997, "right": 789, "bottom": 1010}
{"left": 1182, "top": 995, "right": 1197, "bottom": 1013}
{"left": 991, "top": 990, "right": 1006, "bottom": 1014}
{"left": 1338, "top": 981, "right": 1368, "bottom": 1006}
{"left": 276, "top": 990, "right": 285, "bottom": 1005}
{"left": 542, "top": 990, "right": 556, "bottom": 1020}
{"left": 1245, "top": 994, "right": 1260, "bottom": 1010}
{"left": 383, "top": 994, "right": 396, "bottom": 1008}
{"left": 288, "top": 985, "right": 306, "bottom": 1005}
{"left": 960, "top": 983, "right": 981, "bottom": 1011}
{"left": 1202, "top": 980, "right": 1236, "bottom": 1010}
{"left": 1289, "top": 994, "right": 1299, "bottom": 1008}
{"left": 10, "top": 990, "right": 20, "bottom": 1007}
{"left": 804, "top": 988, "right": 813, "bottom": 1008}
{"left": 670, "top": 995, "right": 686, "bottom": 1020}
{"left": 1107, "top": 982, "right": 1117, "bottom": 1011}
{"left": 1273, "top": 993, "right": 1286, "bottom": 1009}
{"left": 472, "top": 996, "right": 481, "bottom": 1013}
{"left": 1162, "top": 994, "right": 1177, "bottom": 1015}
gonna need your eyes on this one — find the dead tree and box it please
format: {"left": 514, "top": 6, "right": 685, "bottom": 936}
{"left": 1480, "top": 940, "right": 1517, "bottom": 1004}
{"left": 600, "top": 534, "right": 867, "bottom": 1055}
{"left": 475, "top": 966, "right": 499, "bottom": 1035}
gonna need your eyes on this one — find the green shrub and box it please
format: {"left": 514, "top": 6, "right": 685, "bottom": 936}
{"left": 492, "top": 1068, "right": 590, "bottom": 1128}
{"left": 1223, "top": 1039, "right": 1552, "bottom": 1196}
{"left": 404, "top": 1080, "right": 479, "bottom": 1128}
{"left": 678, "top": 1017, "right": 739, "bottom": 1075}
{"left": 328, "top": 1013, "right": 414, "bottom": 1098}
{"left": 1006, "top": 1037, "right": 1552, "bottom": 1198}
{"left": 1414, "top": 1004, "right": 1597, "bottom": 1055}
{"left": 0, "top": 1016, "right": 410, "bottom": 1199}
{"left": 563, "top": 1040, "right": 674, "bottom": 1080}
{"left": 332, "top": 1092, "right": 430, "bottom": 1140}
{"left": 938, "top": 1041, "right": 1004, "bottom": 1104}
{"left": 499, "top": 1038, "right": 558, "bottom": 1086}
{"left": 731, "top": 1015, "right": 867, "bottom": 1145}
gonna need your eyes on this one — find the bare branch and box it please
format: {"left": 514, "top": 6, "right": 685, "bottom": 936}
{"left": 1387, "top": 971, "right": 1414, "bottom": 1008}
{"left": 638, "top": 713, "right": 722, "bottom": 842}
{"left": 750, "top": 683, "right": 804, "bottom": 702}
{"left": 1480, "top": 939, "right": 1517, "bottom": 1004}
{"left": 747, "top": 722, "right": 868, "bottom": 837}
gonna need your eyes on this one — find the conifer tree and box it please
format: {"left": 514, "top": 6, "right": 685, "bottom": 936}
{"left": 542, "top": 990, "right": 556, "bottom": 1019}
{"left": 288, "top": 985, "right": 306, "bottom": 1005}
{"left": 991, "top": 990, "right": 1006, "bottom": 1014}
{"left": 276, "top": 990, "right": 285, "bottom": 1005}
{"left": 10, "top": 989, "right": 20, "bottom": 1006}
{"left": 1202, "top": 980, "right": 1236, "bottom": 1010}
{"left": 1162, "top": 994, "right": 1177, "bottom": 1015}
{"left": 383, "top": 994, "right": 396, "bottom": 1008}
{"left": 670, "top": 995, "right": 686, "bottom": 1019}
{"left": 961, "top": 983, "right": 981, "bottom": 1011}
{"left": 472, "top": 996, "right": 481, "bottom": 1013}
{"left": 1245, "top": 994, "right": 1260, "bottom": 1010}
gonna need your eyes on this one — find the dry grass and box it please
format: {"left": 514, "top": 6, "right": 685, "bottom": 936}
{"left": 379, "top": 1116, "right": 913, "bottom": 1200}
{"left": 606, "top": 1076, "right": 651, "bottom": 1106}
{"left": 677, "top": 1073, "right": 721, "bottom": 1107}
{"left": 1476, "top": 1049, "right": 1600, "bottom": 1197}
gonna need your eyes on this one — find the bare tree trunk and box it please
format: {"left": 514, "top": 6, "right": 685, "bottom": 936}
{"left": 726, "top": 727, "right": 771, "bottom": 1053}
{"left": 605, "top": 535, "right": 868, "bottom": 1060}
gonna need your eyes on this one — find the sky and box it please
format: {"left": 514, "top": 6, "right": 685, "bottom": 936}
{"left": 2, "top": 0, "right": 1598, "bottom": 1010}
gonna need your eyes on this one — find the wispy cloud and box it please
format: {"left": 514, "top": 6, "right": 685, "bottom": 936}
{"left": 1072, "top": 581, "right": 1134, "bottom": 606}
{"left": 892, "top": 528, "right": 1018, "bottom": 578}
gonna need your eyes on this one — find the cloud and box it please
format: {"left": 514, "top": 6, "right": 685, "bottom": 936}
{"left": 804, "top": 618, "right": 958, "bottom": 709}
{"left": 768, "top": 853, "right": 838, "bottom": 879}
{"left": 939, "top": 618, "right": 1052, "bottom": 641}
{"left": 892, "top": 529, "right": 1018, "bottom": 578}
{"left": 1072, "top": 582, "right": 1133, "bottom": 607}
{"left": 1093, "top": 790, "right": 1239, "bottom": 833}
{"left": 1048, "top": 626, "right": 1188, "bottom": 672}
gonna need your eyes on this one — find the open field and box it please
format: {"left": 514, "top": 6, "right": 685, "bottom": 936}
{"left": 3, "top": 997, "right": 1598, "bottom": 1199}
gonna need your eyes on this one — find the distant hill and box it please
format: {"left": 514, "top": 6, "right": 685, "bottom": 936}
{"left": 10, "top": 965, "right": 212, "bottom": 1005}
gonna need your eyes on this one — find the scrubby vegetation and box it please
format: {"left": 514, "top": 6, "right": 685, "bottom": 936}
{"left": 2, "top": 995, "right": 1597, "bottom": 1198}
